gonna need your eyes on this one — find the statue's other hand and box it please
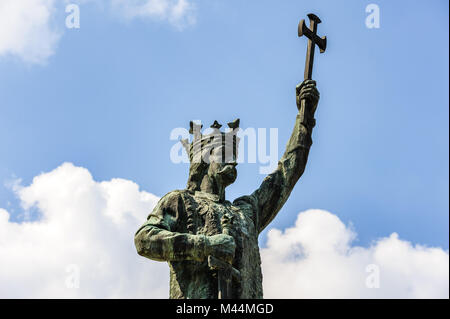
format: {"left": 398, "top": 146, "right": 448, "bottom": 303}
{"left": 205, "top": 234, "right": 236, "bottom": 264}
{"left": 296, "top": 79, "right": 320, "bottom": 114}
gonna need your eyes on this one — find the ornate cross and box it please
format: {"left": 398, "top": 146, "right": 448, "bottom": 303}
{"left": 298, "top": 13, "right": 327, "bottom": 80}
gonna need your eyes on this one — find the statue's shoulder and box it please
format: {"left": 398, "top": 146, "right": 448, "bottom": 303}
{"left": 233, "top": 195, "right": 259, "bottom": 226}
{"left": 148, "top": 189, "right": 191, "bottom": 219}
{"left": 233, "top": 194, "right": 258, "bottom": 211}
{"left": 158, "top": 189, "right": 193, "bottom": 206}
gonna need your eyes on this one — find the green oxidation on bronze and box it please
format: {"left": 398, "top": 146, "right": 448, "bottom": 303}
{"left": 134, "top": 78, "right": 320, "bottom": 299}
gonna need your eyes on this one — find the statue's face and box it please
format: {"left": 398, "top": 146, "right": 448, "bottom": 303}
{"left": 208, "top": 161, "right": 238, "bottom": 187}
{"left": 187, "top": 136, "right": 239, "bottom": 191}
{"left": 207, "top": 145, "right": 238, "bottom": 187}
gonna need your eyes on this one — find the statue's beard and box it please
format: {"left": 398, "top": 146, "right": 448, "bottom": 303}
{"left": 217, "top": 164, "right": 237, "bottom": 186}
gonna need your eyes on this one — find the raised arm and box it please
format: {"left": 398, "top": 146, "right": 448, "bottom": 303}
{"left": 252, "top": 80, "right": 319, "bottom": 232}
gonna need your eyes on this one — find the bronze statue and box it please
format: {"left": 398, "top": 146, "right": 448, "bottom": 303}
{"left": 135, "top": 14, "right": 326, "bottom": 299}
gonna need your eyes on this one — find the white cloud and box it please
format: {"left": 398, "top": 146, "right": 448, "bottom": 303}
{"left": 0, "top": 0, "right": 195, "bottom": 64}
{"left": 261, "top": 209, "right": 449, "bottom": 298}
{"left": 0, "top": 162, "right": 167, "bottom": 298}
{"left": 0, "top": 163, "right": 448, "bottom": 298}
{"left": 0, "top": 0, "right": 60, "bottom": 64}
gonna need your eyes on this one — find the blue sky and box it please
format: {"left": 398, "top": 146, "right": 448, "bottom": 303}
{"left": 0, "top": 0, "right": 448, "bottom": 254}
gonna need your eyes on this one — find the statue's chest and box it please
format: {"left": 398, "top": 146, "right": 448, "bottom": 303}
{"left": 184, "top": 196, "right": 255, "bottom": 240}
{"left": 197, "top": 201, "right": 224, "bottom": 235}
{"left": 189, "top": 199, "right": 232, "bottom": 236}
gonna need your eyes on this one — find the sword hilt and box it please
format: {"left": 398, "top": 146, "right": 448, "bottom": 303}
{"left": 207, "top": 255, "right": 241, "bottom": 281}
{"left": 209, "top": 214, "right": 238, "bottom": 299}
{"left": 207, "top": 255, "right": 241, "bottom": 299}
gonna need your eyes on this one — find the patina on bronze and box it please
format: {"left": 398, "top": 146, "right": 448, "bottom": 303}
{"left": 135, "top": 14, "right": 326, "bottom": 299}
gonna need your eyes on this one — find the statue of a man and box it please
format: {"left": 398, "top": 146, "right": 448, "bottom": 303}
{"left": 135, "top": 79, "right": 319, "bottom": 298}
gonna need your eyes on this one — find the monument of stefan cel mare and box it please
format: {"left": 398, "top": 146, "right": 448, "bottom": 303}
{"left": 135, "top": 14, "right": 327, "bottom": 299}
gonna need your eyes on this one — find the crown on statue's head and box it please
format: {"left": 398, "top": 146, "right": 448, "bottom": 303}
{"left": 181, "top": 119, "right": 240, "bottom": 164}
